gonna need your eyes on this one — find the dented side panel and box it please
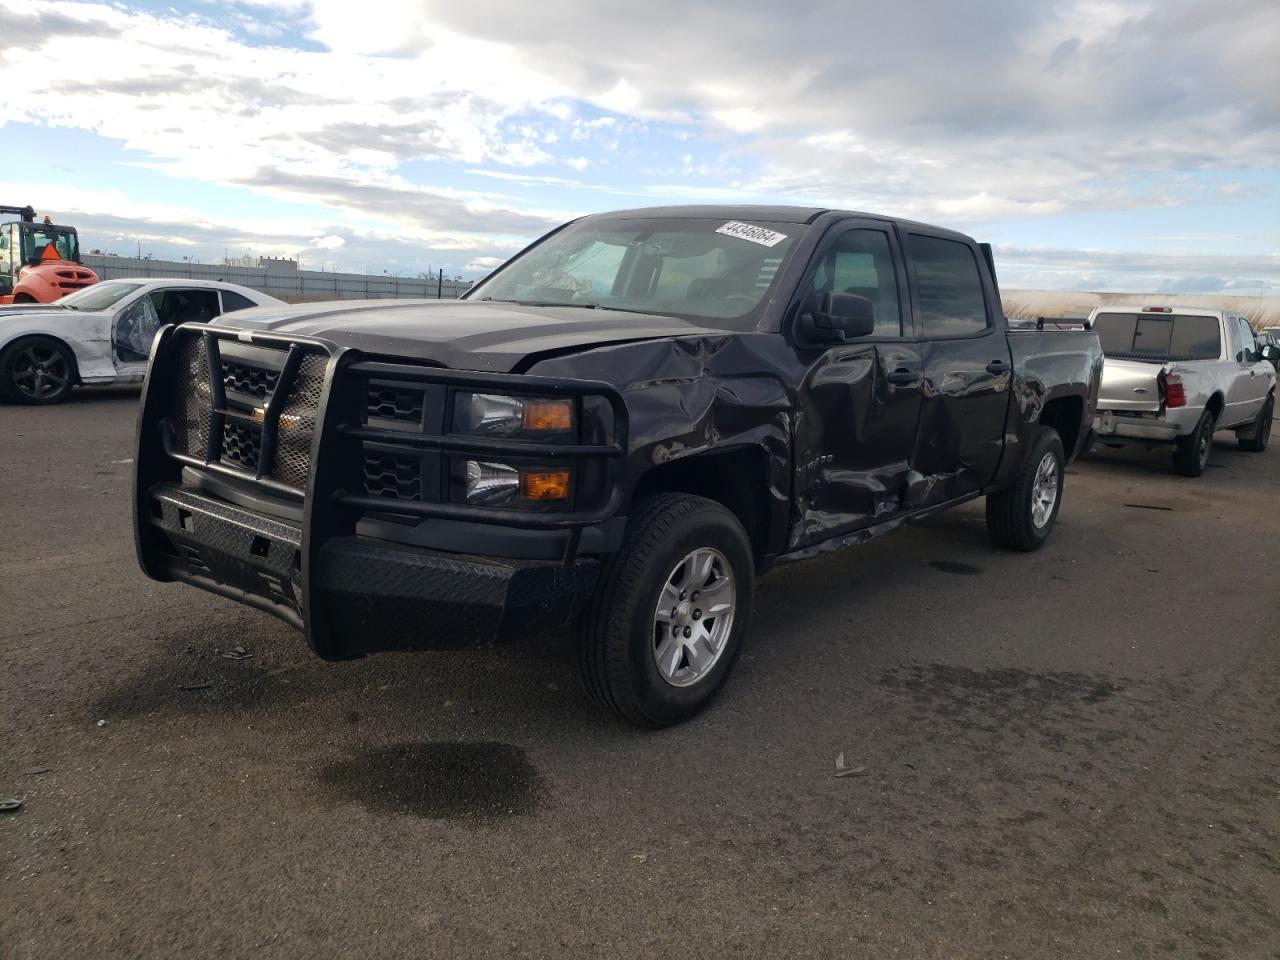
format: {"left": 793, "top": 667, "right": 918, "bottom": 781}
{"left": 790, "top": 342, "right": 923, "bottom": 548}
{"left": 528, "top": 333, "right": 795, "bottom": 558}
{"left": 997, "top": 331, "right": 1104, "bottom": 481}
{"left": 910, "top": 332, "right": 1013, "bottom": 509}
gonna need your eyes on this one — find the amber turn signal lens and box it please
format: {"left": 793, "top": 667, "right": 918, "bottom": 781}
{"left": 520, "top": 399, "right": 573, "bottom": 432}
{"left": 519, "top": 469, "right": 571, "bottom": 501}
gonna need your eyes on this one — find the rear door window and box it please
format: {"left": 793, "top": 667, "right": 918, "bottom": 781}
{"left": 1092, "top": 313, "right": 1221, "bottom": 361}
{"left": 906, "top": 235, "right": 989, "bottom": 338}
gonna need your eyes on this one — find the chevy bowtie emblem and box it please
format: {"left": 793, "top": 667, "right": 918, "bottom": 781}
{"left": 251, "top": 407, "right": 301, "bottom": 431}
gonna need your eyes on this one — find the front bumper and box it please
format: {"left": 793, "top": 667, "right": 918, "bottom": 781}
{"left": 144, "top": 482, "right": 599, "bottom": 655}
{"left": 133, "top": 323, "right": 623, "bottom": 659}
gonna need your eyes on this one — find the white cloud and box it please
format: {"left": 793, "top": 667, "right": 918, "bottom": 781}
{"left": 309, "top": 234, "right": 345, "bottom": 249}
{"left": 1, "top": 0, "right": 1276, "bottom": 286}
{"left": 464, "top": 255, "right": 505, "bottom": 272}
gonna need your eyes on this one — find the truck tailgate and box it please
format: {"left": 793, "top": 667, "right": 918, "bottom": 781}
{"left": 1099, "top": 358, "right": 1165, "bottom": 412}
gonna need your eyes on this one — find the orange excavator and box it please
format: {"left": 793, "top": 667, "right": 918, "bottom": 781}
{"left": 0, "top": 205, "right": 99, "bottom": 304}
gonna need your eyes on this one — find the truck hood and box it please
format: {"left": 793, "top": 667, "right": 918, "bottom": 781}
{"left": 213, "top": 298, "right": 725, "bottom": 372}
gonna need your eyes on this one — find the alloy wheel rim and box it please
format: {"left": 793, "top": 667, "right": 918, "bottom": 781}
{"left": 14, "top": 346, "right": 69, "bottom": 400}
{"left": 1199, "top": 419, "right": 1212, "bottom": 467}
{"left": 652, "top": 547, "right": 736, "bottom": 688}
{"left": 1030, "top": 451, "right": 1059, "bottom": 529}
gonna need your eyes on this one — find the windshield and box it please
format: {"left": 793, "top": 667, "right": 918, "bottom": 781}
{"left": 20, "top": 224, "right": 80, "bottom": 264}
{"left": 1092, "top": 312, "right": 1222, "bottom": 362}
{"left": 59, "top": 281, "right": 143, "bottom": 311}
{"left": 468, "top": 217, "right": 802, "bottom": 328}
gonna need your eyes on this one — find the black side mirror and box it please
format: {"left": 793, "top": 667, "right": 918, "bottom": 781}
{"left": 1262, "top": 344, "right": 1280, "bottom": 365}
{"left": 798, "top": 292, "right": 876, "bottom": 344}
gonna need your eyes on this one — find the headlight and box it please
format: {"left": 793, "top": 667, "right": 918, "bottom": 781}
{"left": 461, "top": 460, "right": 572, "bottom": 505}
{"left": 453, "top": 393, "right": 573, "bottom": 437}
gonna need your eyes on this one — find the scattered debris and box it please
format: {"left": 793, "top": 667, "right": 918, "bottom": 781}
{"left": 0, "top": 799, "right": 24, "bottom": 813}
{"left": 1123, "top": 503, "right": 1173, "bottom": 511}
{"left": 220, "top": 646, "right": 252, "bottom": 661}
{"left": 632, "top": 853, "right": 648, "bottom": 863}
{"left": 95, "top": 719, "right": 107, "bottom": 727}
{"left": 23, "top": 768, "right": 50, "bottom": 777}
{"left": 178, "top": 683, "right": 213, "bottom": 692}
{"left": 834, "top": 752, "right": 868, "bottom": 778}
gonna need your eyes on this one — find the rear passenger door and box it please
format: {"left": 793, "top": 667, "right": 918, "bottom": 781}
{"left": 904, "top": 231, "right": 1012, "bottom": 508}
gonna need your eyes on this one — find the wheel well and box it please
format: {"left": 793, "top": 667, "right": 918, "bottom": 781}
{"left": 1039, "top": 395, "right": 1084, "bottom": 455}
{"left": 1, "top": 334, "right": 81, "bottom": 385}
{"left": 630, "top": 448, "right": 773, "bottom": 565}
{"left": 1206, "top": 393, "right": 1225, "bottom": 419}
{"left": 12, "top": 293, "right": 36, "bottom": 304}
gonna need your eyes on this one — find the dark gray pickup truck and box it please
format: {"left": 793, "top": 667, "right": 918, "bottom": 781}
{"left": 134, "top": 205, "right": 1102, "bottom": 726}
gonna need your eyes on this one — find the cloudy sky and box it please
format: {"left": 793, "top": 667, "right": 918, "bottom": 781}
{"left": 1, "top": 0, "right": 1277, "bottom": 291}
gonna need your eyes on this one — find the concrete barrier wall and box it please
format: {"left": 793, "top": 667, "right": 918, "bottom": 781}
{"left": 82, "top": 255, "right": 473, "bottom": 302}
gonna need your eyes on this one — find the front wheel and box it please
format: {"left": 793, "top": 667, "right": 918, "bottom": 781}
{"left": 986, "top": 426, "right": 1065, "bottom": 552}
{"left": 577, "top": 494, "right": 754, "bottom": 727}
{"left": 1237, "top": 396, "right": 1273, "bottom": 453}
{"left": 0, "top": 336, "right": 76, "bottom": 405}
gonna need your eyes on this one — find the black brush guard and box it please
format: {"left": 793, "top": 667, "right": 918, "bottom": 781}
{"left": 134, "top": 323, "right": 628, "bottom": 659}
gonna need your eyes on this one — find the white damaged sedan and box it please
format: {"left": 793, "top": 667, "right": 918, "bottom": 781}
{"left": 0, "top": 278, "right": 282, "bottom": 404}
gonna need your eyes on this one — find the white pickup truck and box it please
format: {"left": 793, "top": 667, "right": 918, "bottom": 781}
{"left": 1089, "top": 306, "right": 1276, "bottom": 476}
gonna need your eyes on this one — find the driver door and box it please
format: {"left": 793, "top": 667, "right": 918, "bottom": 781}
{"left": 789, "top": 221, "right": 923, "bottom": 548}
{"left": 112, "top": 292, "right": 164, "bottom": 374}
{"left": 112, "top": 288, "right": 221, "bottom": 373}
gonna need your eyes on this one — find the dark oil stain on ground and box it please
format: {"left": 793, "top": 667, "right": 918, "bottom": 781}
{"left": 928, "top": 560, "right": 983, "bottom": 576}
{"left": 320, "top": 741, "right": 543, "bottom": 822}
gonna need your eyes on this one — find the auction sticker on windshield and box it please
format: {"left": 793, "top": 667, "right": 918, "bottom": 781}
{"left": 715, "top": 221, "right": 788, "bottom": 248}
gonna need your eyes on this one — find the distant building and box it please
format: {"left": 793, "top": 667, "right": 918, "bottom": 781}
{"left": 259, "top": 257, "right": 299, "bottom": 273}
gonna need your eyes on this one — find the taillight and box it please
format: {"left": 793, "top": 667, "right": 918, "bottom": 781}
{"left": 1160, "top": 371, "right": 1186, "bottom": 408}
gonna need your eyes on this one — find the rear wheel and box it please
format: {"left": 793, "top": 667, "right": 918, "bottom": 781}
{"left": 0, "top": 336, "right": 75, "bottom": 405}
{"left": 577, "top": 493, "right": 754, "bottom": 727}
{"left": 986, "top": 426, "right": 1065, "bottom": 552}
{"left": 1237, "top": 395, "right": 1273, "bottom": 453}
{"left": 1173, "top": 410, "right": 1215, "bottom": 476}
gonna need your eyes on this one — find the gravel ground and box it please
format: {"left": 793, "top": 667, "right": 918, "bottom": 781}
{"left": 2, "top": 385, "right": 1278, "bottom": 959}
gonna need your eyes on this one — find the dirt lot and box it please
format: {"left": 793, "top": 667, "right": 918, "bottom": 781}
{"left": 2, "top": 386, "right": 1278, "bottom": 959}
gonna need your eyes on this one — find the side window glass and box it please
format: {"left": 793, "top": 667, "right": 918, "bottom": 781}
{"left": 220, "top": 290, "right": 256, "bottom": 313}
{"left": 809, "top": 229, "right": 903, "bottom": 336}
{"left": 162, "top": 289, "right": 220, "bottom": 325}
{"left": 907, "top": 234, "right": 990, "bottom": 337}
{"left": 1239, "top": 319, "right": 1258, "bottom": 362}
{"left": 114, "top": 296, "right": 161, "bottom": 362}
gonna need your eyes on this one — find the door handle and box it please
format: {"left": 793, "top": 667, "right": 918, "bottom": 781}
{"left": 986, "top": 359, "right": 1008, "bottom": 374}
{"left": 886, "top": 368, "right": 920, "bottom": 385}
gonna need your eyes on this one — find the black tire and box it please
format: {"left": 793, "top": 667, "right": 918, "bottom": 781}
{"left": 0, "top": 335, "right": 76, "bottom": 405}
{"left": 986, "top": 426, "right": 1065, "bottom": 552}
{"left": 1237, "top": 395, "right": 1273, "bottom": 453}
{"left": 577, "top": 493, "right": 754, "bottom": 727}
{"left": 1173, "top": 409, "right": 1215, "bottom": 476}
